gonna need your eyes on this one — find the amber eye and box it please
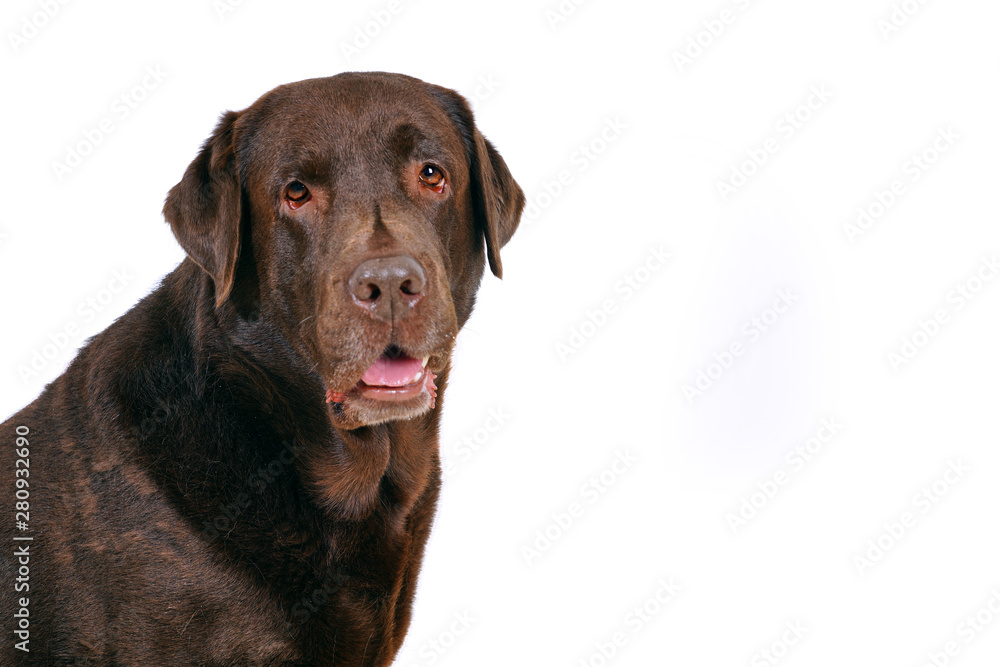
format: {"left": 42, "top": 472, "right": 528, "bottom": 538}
{"left": 418, "top": 164, "right": 446, "bottom": 190}
{"left": 284, "top": 181, "right": 311, "bottom": 209}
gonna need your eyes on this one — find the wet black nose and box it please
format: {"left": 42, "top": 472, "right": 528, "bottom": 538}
{"left": 348, "top": 255, "right": 426, "bottom": 322}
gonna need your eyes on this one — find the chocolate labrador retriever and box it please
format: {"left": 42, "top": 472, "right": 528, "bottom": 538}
{"left": 1, "top": 72, "right": 523, "bottom": 665}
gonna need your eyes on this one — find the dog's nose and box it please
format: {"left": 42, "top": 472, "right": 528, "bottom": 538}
{"left": 348, "top": 255, "right": 426, "bottom": 322}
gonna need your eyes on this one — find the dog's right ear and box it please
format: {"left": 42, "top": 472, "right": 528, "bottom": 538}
{"left": 163, "top": 111, "right": 242, "bottom": 308}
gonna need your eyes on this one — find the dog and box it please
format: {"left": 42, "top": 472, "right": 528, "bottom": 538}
{"left": 1, "top": 72, "right": 524, "bottom": 665}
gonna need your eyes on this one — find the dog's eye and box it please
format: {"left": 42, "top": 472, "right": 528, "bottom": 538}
{"left": 418, "top": 164, "right": 446, "bottom": 191}
{"left": 284, "top": 181, "right": 311, "bottom": 209}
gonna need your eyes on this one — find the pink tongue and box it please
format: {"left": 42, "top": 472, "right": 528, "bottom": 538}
{"left": 361, "top": 356, "right": 424, "bottom": 387}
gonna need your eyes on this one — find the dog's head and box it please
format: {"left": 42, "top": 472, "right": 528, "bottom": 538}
{"left": 163, "top": 73, "right": 523, "bottom": 429}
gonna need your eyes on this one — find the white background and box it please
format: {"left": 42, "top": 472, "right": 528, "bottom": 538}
{"left": 2, "top": 1, "right": 1000, "bottom": 665}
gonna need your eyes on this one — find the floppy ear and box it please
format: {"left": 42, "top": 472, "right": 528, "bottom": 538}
{"left": 470, "top": 129, "right": 525, "bottom": 278}
{"left": 163, "top": 110, "right": 242, "bottom": 308}
{"left": 427, "top": 83, "right": 524, "bottom": 278}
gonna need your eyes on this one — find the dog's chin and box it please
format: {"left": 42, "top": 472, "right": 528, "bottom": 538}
{"left": 329, "top": 390, "right": 435, "bottom": 429}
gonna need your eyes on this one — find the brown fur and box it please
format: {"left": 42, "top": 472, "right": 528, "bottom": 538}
{"left": 1, "top": 72, "right": 523, "bottom": 665}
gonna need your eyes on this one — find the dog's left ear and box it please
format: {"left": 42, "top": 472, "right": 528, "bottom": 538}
{"left": 163, "top": 110, "right": 243, "bottom": 308}
{"left": 470, "top": 129, "right": 525, "bottom": 278}
{"left": 429, "top": 85, "right": 524, "bottom": 278}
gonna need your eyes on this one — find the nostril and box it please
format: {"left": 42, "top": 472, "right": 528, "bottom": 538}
{"left": 352, "top": 281, "right": 380, "bottom": 302}
{"left": 400, "top": 262, "right": 426, "bottom": 297}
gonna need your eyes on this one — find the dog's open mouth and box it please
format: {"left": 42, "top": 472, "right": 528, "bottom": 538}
{"left": 357, "top": 348, "right": 434, "bottom": 402}
{"left": 326, "top": 345, "right": 438, "bottom": 408}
